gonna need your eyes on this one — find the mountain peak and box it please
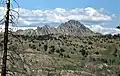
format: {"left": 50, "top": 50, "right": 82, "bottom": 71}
{"left": 43, "top": 24, "right": 50, "bottom": 28}
{"left": 62, "top": 20, "right": 85, "bottom": 28}
{"left": 67, "top": 20, "right": 81, "bottom": 25}
{"left": 37, "top": 25, "right": 51, "bottom": 30}
{"left": 17, "top": 20, "right": 96, "bottom": 37}
{"left": 57, "top": 20, "right": 95, "bottom": 36}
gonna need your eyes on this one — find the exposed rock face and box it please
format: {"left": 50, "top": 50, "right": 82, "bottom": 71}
{"left": 37, "top": 25, "right": 58, "bottom": 35}
{"left": 16, "top": 20, "right": 96, "bottom": 36}
{"left": 57, "top": 20, "right": 95, "bottom": 36}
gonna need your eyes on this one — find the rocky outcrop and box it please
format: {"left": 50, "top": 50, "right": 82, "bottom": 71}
{"left": 16, "top": 20, "right": 96, "bottom": 37}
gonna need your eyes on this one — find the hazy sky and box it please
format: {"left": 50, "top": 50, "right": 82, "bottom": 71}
{"left": 11, "top": 0, "right": 120, "bottom": 27}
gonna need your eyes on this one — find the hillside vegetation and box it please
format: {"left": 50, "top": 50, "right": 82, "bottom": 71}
{"left": 0, "top": 34, "right": 120, "bottom": 76}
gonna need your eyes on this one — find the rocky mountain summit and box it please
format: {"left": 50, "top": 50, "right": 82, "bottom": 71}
{"left": 16, "top": 20, "right": 96, "bottom": 36}
{"left": 57, "top": 20, "right": 95, "bottom": 36}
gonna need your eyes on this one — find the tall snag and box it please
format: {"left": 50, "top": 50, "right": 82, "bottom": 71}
{"left": 1, "top": 0, "right": 10, "bottom": 76}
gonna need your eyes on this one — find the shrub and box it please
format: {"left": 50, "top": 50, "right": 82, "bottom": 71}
{"left": 60, "top": 48, "right": 65, "bottom": 52}
{"left": 56, "top": 49, "right": 60, "bottom": 53}
{"left": 59, "top": 53, "right": 63, "bottom": 57}
{"left": 67, "top": 54, "right": 70, "bottom": 58}
{"left": 81, "top": 49, "right": 88, "bottom": 57}
{"left": 71, "top": 51, "right": 74, "bottom": 54}
{"left": 44, "top": 45, "right": 48, "bottom": 51}
{"left": 95, "top": 52, "right": 99, "bottom": 55}
{"left": 29, "top": 44, "right": 36, "bottom": 49}
{"left": 88, "top": 41, "right": 93, "bottom": 45}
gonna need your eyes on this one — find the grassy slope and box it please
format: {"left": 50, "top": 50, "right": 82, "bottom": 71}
{"left": 0, "top": 34, "right": 120, "bottom": 76}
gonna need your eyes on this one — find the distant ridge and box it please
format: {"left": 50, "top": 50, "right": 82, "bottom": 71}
{"left": 16, "top": 20, "right": 96, "bottom": 37}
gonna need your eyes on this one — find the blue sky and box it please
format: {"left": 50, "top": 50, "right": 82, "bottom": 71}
{"left": 15, "top": 0, "right": 120, "bottom": 27}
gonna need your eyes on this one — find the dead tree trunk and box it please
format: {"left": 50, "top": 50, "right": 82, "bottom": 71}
{"left": 1, "top": 0, "right": 10, "bottom": 76}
